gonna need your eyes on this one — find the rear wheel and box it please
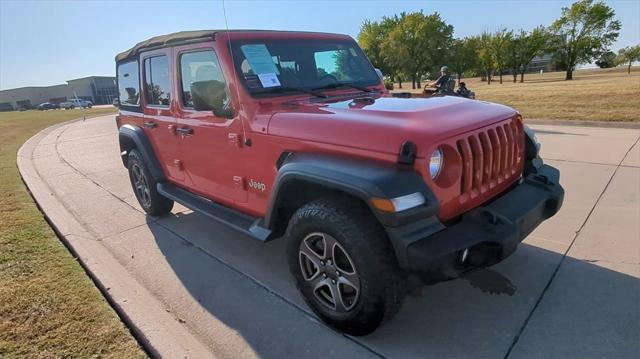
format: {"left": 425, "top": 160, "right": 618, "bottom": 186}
{"left": 286, "top": 197, "right": 406, "bottom": 335}
{"left": 127, "top": 149, "right": 173, "bottom": 216}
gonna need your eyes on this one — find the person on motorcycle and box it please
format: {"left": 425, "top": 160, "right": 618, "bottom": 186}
{"left": 424, "top": 66, "right": 452, "bottom": 94}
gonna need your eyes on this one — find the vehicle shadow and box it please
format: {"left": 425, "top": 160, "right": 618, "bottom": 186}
{"left": 146, "top": 211, "right": 639, "bottom": 358}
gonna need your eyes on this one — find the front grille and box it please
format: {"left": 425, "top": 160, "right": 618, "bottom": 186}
{"left": 456, "top": 117, "right": 523, "bottom": 201}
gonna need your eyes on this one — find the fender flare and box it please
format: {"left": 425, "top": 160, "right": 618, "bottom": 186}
{"left": 118, "top": 124, "right": 166, "bottom": 182}
{"left": 265, "top": 153, "right": 443, "bottom": 267}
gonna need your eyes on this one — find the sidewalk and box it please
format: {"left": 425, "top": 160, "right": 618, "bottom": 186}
{"left": 18, "top": 115, "right": 640, "bottom": 358}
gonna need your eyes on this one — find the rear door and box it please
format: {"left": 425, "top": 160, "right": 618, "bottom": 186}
{"left": 139, "top": 49, "right": 185, "bottom": 183}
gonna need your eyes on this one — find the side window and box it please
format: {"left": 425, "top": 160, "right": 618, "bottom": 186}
{"left": 143, "top": 55, "right": 171, "bottom": 106}
{"left": 117, "top": 60, "right": 140, "bottom": 107}
{"left": 179, "top": 50, "right": 227, "bottom": 108}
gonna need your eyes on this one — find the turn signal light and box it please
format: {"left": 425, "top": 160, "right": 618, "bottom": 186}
{"left": 370, "top": 192, "right": 426, "bottom": 213}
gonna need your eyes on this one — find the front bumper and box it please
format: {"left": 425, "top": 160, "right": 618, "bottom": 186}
{"left": 398, "top": 164, "right": 564, "bottom": 282}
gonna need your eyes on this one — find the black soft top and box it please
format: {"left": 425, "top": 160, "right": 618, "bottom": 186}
{"left": 115, "top": 30, "right": 218, "bottom": 62}
{"left": 115, "top": 29, "right": 350, "bottom": 63}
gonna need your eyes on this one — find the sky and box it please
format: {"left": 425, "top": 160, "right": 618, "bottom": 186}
{"left": 0, "top": 0, "right": 638, "bottom": 90}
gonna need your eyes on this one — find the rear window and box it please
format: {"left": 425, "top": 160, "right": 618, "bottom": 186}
{"left": 117, "top": 60, "right": 141, "bottom": 107}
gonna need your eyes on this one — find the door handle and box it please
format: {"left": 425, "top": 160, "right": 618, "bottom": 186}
{"left": 176, "top": 127, "right": 194, "bottom": 136}
{"left": 143, "top": 121, "right": 157, "bottom": 129}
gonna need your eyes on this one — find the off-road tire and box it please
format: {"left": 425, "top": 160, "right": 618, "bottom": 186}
{"left": 127, "top": 149, "right": 173, "bottom": 216}
{"left": 286, "top": 196, "right": 407, "bottom": 335}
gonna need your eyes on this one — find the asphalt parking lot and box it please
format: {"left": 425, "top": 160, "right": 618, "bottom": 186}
{"left": 18, "top": 115, "right": 639, "bottom": 358}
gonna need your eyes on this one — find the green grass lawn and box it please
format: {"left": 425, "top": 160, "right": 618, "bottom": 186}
{"left": 393, "top": 67, "right": 640, "bottom": 122}
{"left": 0, "top": 108, "right": 146, "bottom": 358}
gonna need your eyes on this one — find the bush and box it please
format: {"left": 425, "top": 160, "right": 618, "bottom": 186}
{"left": 384, "top": 79, "right": 394, "bottom": 90}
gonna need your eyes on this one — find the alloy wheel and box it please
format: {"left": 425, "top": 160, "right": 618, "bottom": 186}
{"left": 299, "top": 232, "right": 360, "bottom": 313}
{"left": 131, "top": 164, "right": 151, "bottom": 207}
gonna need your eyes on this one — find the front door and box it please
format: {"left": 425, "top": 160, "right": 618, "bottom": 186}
{"left": 173, "top": 47, "right": 247, "bottom": 204}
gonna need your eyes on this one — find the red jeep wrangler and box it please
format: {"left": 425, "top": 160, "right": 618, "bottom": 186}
{"left": 115, "top": 30, "right": 563, "bottom": 335}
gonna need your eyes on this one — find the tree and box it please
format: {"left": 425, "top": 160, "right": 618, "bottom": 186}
{"left": 448, "top": 37, "right": 479, "bottom": 84}
{"left": 616, "top": 45, "right": 640, "bottom": 74}
{"left": 490, "top": 28, "right": 513, "bottom": 84}
{"left": 514, "top": 27, "right": 550, "bottom": 82}
{"left": 595, "top": 51, "right": 616, "bottom": 68}
{"left": 549, "top": 0, "right": 621, "bottom": 80}
{"left": 358, "top": 16, "right": 402, "bottom": 86}
{"left": 381, "top": 11, "right": 453, "bottom": 89}
{"left": 477, "top": 32, "right": 495, "bottom": 84}
{"left": 507, "top": 32, "right": 524, "bottom": 83}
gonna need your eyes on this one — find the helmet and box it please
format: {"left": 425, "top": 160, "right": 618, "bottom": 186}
{"left": 440, "top": 66, "right": 449, "bottom": 73}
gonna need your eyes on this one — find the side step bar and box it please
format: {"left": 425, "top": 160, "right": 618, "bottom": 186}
{"left": 157, "top": 183, "right": 272, "bottom": 241}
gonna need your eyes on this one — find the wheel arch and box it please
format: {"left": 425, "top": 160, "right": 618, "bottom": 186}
{"left": 118, "top": 124, "right": 166, "bottom": 182}
{"left": 266, "top": 176, "right": 372, "bottom": 239}
{"left": 265, "top": 153, "right": 440, "bottom": 242}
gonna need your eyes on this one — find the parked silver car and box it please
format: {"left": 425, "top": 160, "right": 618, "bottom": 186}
{"left": 60, "top": 98, "right": 93, "bottom": 109}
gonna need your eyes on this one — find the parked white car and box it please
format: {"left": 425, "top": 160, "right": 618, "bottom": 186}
{"left": 60, "top": 98, "right": 93, "bottom": 109}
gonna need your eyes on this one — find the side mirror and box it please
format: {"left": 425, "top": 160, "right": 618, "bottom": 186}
{"left": 213, "top": 106, "right": 235, "bottom": 119}
{"left": 191, "top": 80, "right": 235, "bottom": 119}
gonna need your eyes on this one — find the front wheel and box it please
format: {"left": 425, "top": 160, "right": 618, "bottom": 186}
{"left": 286, "top": 197, "right": 406, "bottom": 335}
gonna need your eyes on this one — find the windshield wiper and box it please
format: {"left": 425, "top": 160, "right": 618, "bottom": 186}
{"left": 265, "top": 86, "right": 327, "bottom": 98}
{"left": 312, "top": 82, "right": 375, "bottom": 93}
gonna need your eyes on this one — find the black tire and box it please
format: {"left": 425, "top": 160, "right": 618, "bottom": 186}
{"left": 70, "top": 105, "right": 75, "bottom": 109}
{"left": 127, "top": 149, "right": 173, "bottom": 216}
{"left": 286, "top": 197, "right": 406, "bottom": 335}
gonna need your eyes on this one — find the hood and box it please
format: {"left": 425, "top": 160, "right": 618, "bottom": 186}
{"left": 267, "top": 96, "right": 517, "bottom": 158}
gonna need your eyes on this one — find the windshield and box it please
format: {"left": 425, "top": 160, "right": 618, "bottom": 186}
{"left": 230, "top": 38, "right": 380, "bottom": 96}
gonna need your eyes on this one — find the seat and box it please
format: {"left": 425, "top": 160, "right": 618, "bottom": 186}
{"left": 439, "top": 77, "right": 456, "bottom": 95}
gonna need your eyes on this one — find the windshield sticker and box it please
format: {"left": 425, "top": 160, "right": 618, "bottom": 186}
{"left": 257, "top": 73, "right": 281, "bottom": 88}
{"left": 240, "top": 44, "right": 280, "bottom": 75}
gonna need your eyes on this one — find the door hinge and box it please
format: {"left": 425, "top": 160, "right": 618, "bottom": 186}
{"left": 233, "top": 176, "right": 245, "bottom": 190}
{"left": 173, "top": 159, "right": 183, "bottom": 170}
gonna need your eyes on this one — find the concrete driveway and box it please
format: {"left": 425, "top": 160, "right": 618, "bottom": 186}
{"left": 18, "top": 115, "right": 639, "bottom": 358}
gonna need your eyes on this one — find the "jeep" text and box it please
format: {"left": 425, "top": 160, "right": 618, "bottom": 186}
{"left": 248, "top": 179, "right": 266, "bottom": 192}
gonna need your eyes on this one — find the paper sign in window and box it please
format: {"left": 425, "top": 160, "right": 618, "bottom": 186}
{"left": 258, "top": 73, "right": 281, "bottom": 88}
{"left": 240, "top": 44, "right": 280, "bottom": 75}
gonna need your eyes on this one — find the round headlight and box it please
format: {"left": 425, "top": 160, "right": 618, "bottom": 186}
{"left": 429, "top": 148, "right": 443, "bottom": 179}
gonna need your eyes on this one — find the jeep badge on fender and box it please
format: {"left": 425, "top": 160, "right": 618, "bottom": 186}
{"left": 115, "top": 30, "right": 564, "bottom": 335}
{"left": 248, "top": 179, "right": 266, "bottom": 192}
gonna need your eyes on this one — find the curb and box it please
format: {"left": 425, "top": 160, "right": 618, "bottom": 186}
{"left": 16, "top": 115, "right": 213, "bottom": 358}
{"left": 524, "top": 118, "right": 640, "bottom": 129}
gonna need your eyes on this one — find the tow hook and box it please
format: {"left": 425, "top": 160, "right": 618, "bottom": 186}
{"left": 534, "top": 174, "right": 551, "bottom": 185}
